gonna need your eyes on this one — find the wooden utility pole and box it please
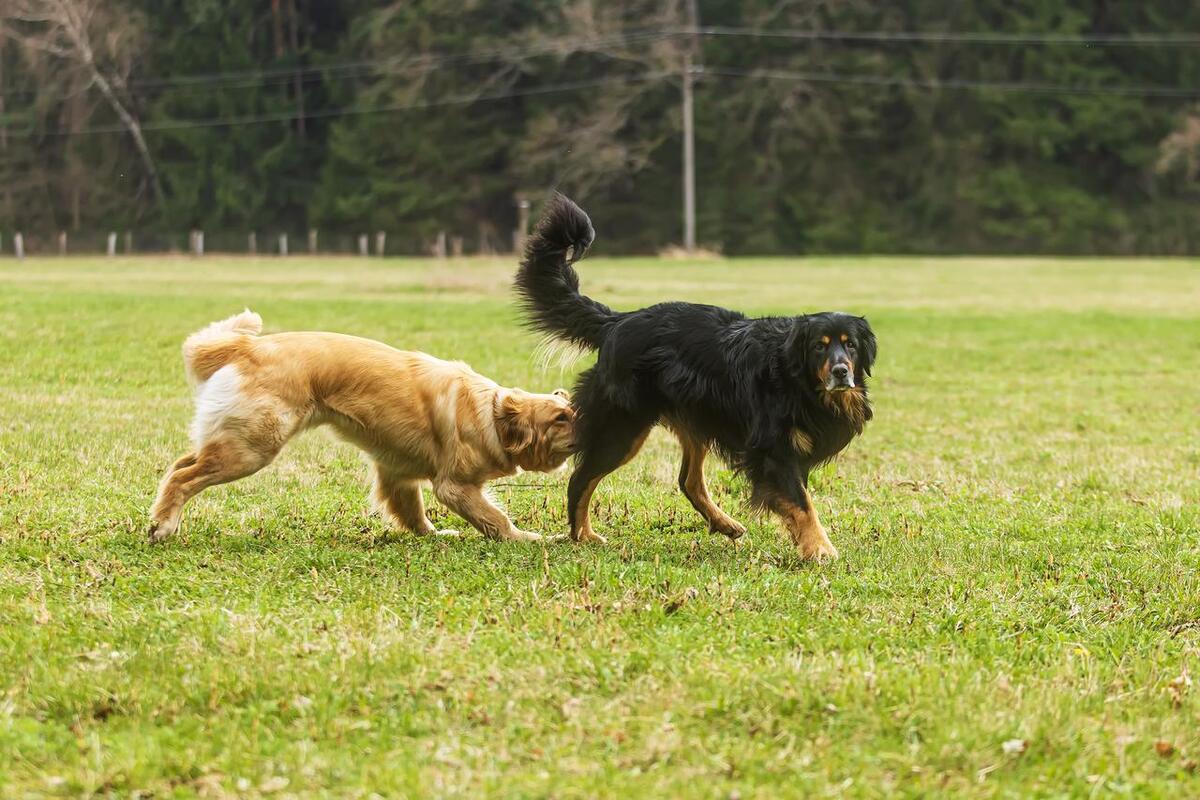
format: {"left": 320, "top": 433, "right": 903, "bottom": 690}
{"left": 681, "top": 0, "right": 700, "bottom": 254}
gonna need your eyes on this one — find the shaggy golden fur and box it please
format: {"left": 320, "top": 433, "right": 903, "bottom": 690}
{"left": 149, "top": 310, "right": 575, "bottom": 543}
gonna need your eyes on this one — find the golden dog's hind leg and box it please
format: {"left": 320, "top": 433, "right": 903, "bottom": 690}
{"left": 148, "top": 438, "right": 275, "bottom": 542}
{"left": 372, "top": 465, "right": 455, "bottom": 536}
{"left": 676, "top": 434, "right": 746, "bottom": 540}
{"left": 433, "top": 480, "right": 542, "bottom": 542}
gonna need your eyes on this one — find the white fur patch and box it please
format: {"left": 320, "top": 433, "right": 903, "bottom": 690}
{"left": 532, "top": 336, "right": 591, "bottom": 372}
{"left": 189, "top": 365, "right": 244, "bottom": 445}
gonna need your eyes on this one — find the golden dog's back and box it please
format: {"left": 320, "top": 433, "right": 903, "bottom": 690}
{"left": 153, "top": 311, "right": 574, "bottom": 544}
{"left": 182, "top": 313, "right": 498, "bottom": 470}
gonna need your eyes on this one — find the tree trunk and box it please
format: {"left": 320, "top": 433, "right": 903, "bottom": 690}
{"left": 286, "top": 0, "right": 305, "bottom": 137}
{"left": 53, "top": 5, "right": 166, "bottom": 209}
{"left": 89, "top": 68, "right": 166, "bottom": 208}
{"left": 271, "top": 0, "right": 285, "bottom": 58}
{"left": 0, "top": 39, "right": 10, "bottom": 223}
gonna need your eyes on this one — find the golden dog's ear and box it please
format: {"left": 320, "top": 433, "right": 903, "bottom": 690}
{"left": 495, "top": 393, "right": 534, "bottom": 454}
{"left": 553, "top": 388, "right": 570, "bottom": 400}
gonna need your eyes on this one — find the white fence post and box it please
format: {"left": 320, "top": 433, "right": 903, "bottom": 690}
{"left": 106, "top": 232, "right": 117, "bottom": 257}
{"left": 307, "top": 228, "right": 317, "bottom": 253}
{"left": 515, "top": 197, "right": 531, "bottom": 253}
{"left": 358, "top": 234, "right": 369, "bottom": 257}
{"left": 187, "top": 227, "right": 204, "bottom": 256}
{"left": 58, "top": 231, "right": 67, "bottom": 255}
{"left": 14, "top": 232, "right": 24, "bottom": 259}
{"left": 279, "top": 233, "right": 288, "bottom": 256}
{"left": 434, "top": 231, "right": 446, "bottom": 259}
{"left": 375, "top": 231, "right": 386, "bottom": 257}
{"left": 248, "top": 232, "right": 257, "bottom": 254}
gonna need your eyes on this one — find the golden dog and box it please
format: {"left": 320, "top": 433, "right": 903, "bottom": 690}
{"left": 148, "top": 310, "right": 575, "bottom": 543}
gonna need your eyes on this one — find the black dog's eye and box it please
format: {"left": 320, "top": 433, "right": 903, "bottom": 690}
{"left": 813, "top": 341, "right": 826, "bottom": 351}
{"left": 845, "top": 341, "right": 857, "bottom": 351}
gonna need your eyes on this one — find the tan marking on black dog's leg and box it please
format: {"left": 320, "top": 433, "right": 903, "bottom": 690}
{"left": 570, "top": 475, "right": 606, "bottom": 544}
{"left": 676, "top": 434, "right": 745, "bottom": 539}
{"left": 771, "top": 489, "right": 838, "bottom": 561}
{"left": 567, "top": 427, "right": 651, "bottom": 544}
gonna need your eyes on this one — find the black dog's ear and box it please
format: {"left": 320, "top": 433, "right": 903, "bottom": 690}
{"left": 784, "top": 316, "right": 811, "bottom": 356}
{"left": 856, "top": 317, "right": 878, "bottom": 376}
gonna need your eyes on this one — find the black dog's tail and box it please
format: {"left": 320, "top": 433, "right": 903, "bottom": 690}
{"left": 514, "top": 194, "right": 617, "bottom": 350}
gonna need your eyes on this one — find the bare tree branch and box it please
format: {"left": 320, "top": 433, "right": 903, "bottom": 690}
{"left": 1, "top": 0, "right": 164, "bottom": 207}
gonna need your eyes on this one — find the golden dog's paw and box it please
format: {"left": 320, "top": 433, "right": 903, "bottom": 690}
{"left": 509, "top": 529, "right": 548, "bottom": 543}
{"left": 147, "top": 520, "right": 174, "bottom": 544}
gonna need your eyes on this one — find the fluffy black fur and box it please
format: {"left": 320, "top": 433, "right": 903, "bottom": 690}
{"left": 515, "top": 194, "right": 876, "bottom": 556}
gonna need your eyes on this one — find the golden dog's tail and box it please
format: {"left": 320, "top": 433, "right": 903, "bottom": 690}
{"left": 182, "top": 309, "right": 263, "bottom": 385}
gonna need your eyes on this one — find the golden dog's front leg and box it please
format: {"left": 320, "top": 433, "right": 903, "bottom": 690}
{"left": 433, "top": 480, "right": 543, "bottom": 542}
{"left": 372, "top": 464, "right": 458, "bottom": 536}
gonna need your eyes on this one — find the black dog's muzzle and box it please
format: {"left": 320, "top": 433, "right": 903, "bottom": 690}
{"left": 826, "top": 363, "right": 855, "bottom": 391}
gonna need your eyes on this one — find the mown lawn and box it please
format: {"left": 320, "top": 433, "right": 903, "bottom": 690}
{"left": 1, "top": 254, "right": 1198, "bottom": 798}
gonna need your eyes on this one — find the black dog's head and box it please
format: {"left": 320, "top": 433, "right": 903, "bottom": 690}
{"left": 787, "top": 312, "right": 877, "bottom": 393}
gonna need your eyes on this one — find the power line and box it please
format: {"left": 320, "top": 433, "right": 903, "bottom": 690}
{"left": 698, "top": 65, "right": 1200, "bottom": 97}
{"left": 15, "top": 71, "right": 672, "bottom": 137}
{"left": 134, "top": 28, "right": 675, "bottom": 89}
{"left": 14, "top": 62, "right": 1195, "bottom": 138}
{"left": 5, "top": 24, "right": 1196, "bottom": 100}
{"left": 695, "top": 26, "right": 1200, "bottom": 47}
{"left": 0, "top": 29, "right": 680, "bottom": 100}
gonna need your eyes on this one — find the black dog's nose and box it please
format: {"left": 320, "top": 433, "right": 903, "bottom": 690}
{"left": 831, "top": 363, "right": 850, "bottom": 380}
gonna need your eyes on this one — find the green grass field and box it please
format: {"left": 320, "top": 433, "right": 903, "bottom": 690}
{"left": 1, "top": 255, "right": 1199, "bottom": 798}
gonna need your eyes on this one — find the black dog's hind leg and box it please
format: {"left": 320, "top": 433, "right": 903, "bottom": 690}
{"left": 748, "top": 448, "right": 837, "bottom": 561}
{"left": 567, "top": 399, "right": 654, "bottom": 544}
{"left": 676, "top": 432, "right": 746, "bottom": 540}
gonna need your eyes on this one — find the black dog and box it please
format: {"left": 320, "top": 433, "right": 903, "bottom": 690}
{"left": 515, "top": 195, "right": 876, "bottom": 560}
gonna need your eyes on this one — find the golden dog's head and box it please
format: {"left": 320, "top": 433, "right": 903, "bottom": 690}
{"left": 495, "top": 388, "right": 575, "bottom": 471}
